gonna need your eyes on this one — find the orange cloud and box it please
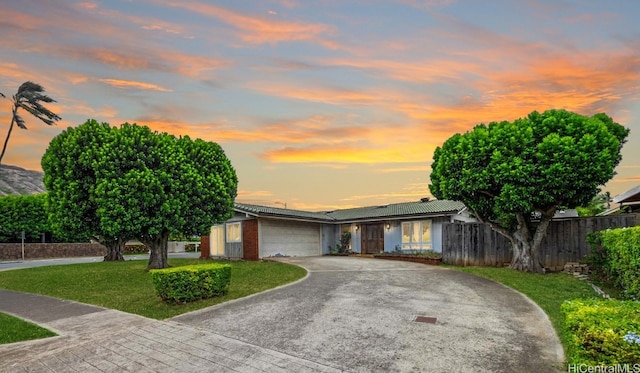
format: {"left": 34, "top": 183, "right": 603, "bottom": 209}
{"left": 77, "top": 2, "right": 99, "bottom": 10}
{"left": 0, "top": 64, "right": 36, "bottom": 87}
{"left": 375, "top": 165, "right": 431, "bottom": 173}
{"left": 247, "top": 81, "right": 381, "bottom": 106}
{"left": 0, "top": 5, "right": 228, "bottom": 79}
{"left": 259, "top": 143, "right": 436, "bottom": 164}
{"left": 98, "top": 78, "right": 172, "bottom": 92}
{"left": 611, "top": 176, "right": 640, "bottom": 183}
{"left": 237, "top": 190, "right": 274, "bottom": 198}
{"left": 156, "top": 0, "right": 336, "bottom": 47}
{"left": 286, "top": 201, "right": 361, "bottom": 212}
{"left": 56, "top": 102, "right": 119, "bottom": 121}
{"left": 323, "top": 57, "right": 479, "bottom": 83}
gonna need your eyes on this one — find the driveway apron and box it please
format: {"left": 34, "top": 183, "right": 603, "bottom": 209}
{"left": 172, "top": 256, "right": 564, "bottom": 372}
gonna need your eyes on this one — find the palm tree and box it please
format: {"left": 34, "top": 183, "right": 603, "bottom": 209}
{"left": 0, "top": 81, "right": 61, "bottom": 165}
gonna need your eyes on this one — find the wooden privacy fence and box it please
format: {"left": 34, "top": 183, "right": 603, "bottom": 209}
{"left": 442, "top": 214, "right": 639, "bottom": 269}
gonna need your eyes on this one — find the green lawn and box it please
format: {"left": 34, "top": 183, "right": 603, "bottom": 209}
{"left": 0, "top": 312, "right": 57, "bottom": 344}
{"left": 447, "top": 265, "right": 598, "bottom": 352}
{"left": 0, "top": 258, "right": 307, "bottom": 320}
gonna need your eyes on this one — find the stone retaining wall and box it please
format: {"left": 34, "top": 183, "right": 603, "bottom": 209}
{"left": 0, "top": 243, "right": 106, "bottom": 261}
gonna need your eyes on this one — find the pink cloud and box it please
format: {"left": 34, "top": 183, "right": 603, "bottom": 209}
{"left": 98, "top": 78, "right": 172, "bottom": 92}
{"left": 157, "top": 0, "right": 336, "bottom": 46}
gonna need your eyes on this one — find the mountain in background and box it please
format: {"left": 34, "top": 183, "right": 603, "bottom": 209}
{"left": 0, "top": 164, "right": 46, "bottom": 196}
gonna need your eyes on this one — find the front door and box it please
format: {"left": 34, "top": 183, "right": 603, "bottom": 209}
{"left": 361, "top": 223, "right": 384, "bottom": 254}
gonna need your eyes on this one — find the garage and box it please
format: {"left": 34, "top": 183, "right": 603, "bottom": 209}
{"left": 260, "top": 219, "right": 321, "bottom": 258}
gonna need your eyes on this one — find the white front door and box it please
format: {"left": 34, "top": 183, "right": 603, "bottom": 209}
{"left": 210, "top": 225, "right": 225, "bottom": 257}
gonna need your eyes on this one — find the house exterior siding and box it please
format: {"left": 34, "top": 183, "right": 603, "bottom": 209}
{"left": 202, "top": 201, "right": 466, "bottom": 260}
{"left": 384, "top": 221, "right": 401, "bottom": 252}
{"left": 321, "top": 224, "right": 338, "bottom": 254}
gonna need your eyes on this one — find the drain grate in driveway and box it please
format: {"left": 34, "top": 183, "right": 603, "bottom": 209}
{"left": 414, "top": 316, "right": 437, "bottom": 324}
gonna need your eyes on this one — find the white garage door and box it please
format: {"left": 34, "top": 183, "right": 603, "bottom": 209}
{"left": 261, "top": 219, "right": 321, "bottom": 258}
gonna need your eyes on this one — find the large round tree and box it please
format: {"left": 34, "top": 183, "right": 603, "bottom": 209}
{"left": 429, "top": 109, "right": 629, "bottom": 273}
{"left": 92, "top": 123, "right": 237, "bottom": 269}
{"left": 42, "top": 120, "right": 238, "bottom": 269}
{"left": 42, "top": 119, "right": 130, "bottom": 260}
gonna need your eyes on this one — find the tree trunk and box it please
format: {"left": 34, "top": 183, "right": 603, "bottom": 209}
{"left": 471, "top": 207, "right": 555, "bottom": 274}
{"left": 508, "top": 237, "right": 543, "bottom": 272}
{"left": 101, "top": 237, "right": 125, "bottom": 261}
{"left": 0, "top": 106, "right": 18, "bottom": 165}
{"left": 142, "top": 230, "right": 170, "bottom": 270}
{"left": 506, "top": 211, "right": 553, "bottom": 273}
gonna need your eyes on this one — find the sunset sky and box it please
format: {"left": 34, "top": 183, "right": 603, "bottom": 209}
{"left": 1, "top": 0, "right": 639, "bottom": 211}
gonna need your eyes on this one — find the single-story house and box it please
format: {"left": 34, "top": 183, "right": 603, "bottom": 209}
{"left": 599, "top": 185, "right": 640, "bottom": 215}
{"left": 200, "top": 198, "right": 468, "bottom": 260}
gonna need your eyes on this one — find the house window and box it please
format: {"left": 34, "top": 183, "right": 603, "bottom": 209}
{"left": 401, "top": 220, "right": 431, "bottom": 250}
{"left": 226, "top": 222, "right": 241, "bottom": 243}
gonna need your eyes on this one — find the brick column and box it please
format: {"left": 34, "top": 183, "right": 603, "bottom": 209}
{"left": 199, "top": 235, "right": 210, "bottom": 259}
{"left": 242, "top": 219, "right": 259, "bottom": 261}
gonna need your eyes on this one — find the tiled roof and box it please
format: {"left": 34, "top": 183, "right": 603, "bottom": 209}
{"left": 234, "top": 200, "right": 465, "bottom": 223}
{"left": 326, "top": 200, "right": 465, "bottom": 221}
{"left": 234, "top": 203, "right": 335, "bottom": 221}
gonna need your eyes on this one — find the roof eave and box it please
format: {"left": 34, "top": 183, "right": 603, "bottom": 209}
{"left": 333, "top": 211, "right": 461, "bottom": 224}
{"left": 612, "top": 185, "right": 640, "bottom": 203}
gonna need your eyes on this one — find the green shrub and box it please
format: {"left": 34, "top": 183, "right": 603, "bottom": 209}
{"left": 594, "top": 226, "right": 640, "bottom": 299}
{"left": 585, "top": 231, "right": 612, "bottom": 283}
{"left": 124, "top": 244, "right": 148, "bottom": 254}
{"left": 185, "top": 243, "right": 198, "bottom": 252}
{"left": 150, "top": 263, "right": 231, "bottom": 304}
{"left": 562, "top": 299, "right": 640, "bottom": 365}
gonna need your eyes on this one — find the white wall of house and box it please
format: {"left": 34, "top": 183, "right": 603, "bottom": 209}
{"left": 321, "top": 224, "right": 339, "bottom": 254}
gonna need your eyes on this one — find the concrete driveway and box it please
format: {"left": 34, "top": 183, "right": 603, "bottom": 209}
{"left": 172, "top": 256, "right": 564, "bottom": 372}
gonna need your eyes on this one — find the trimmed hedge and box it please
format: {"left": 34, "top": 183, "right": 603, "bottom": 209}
{"left": 124, "top": 244, "right": 148, "bottom": 254}
{"left": 587, "top": 226, "right": 640, "bottom": 299}
{"left": 0, "top": 194, "right": 49, "bottom": 242}
{"left": 562, "top": 299, "right": 640, "bottom": 365}
{"left": 150, "top": 263, "right": 231, "bottom": 304}
{"left": 0, "top": 193, "right": 90, "bottom": 243}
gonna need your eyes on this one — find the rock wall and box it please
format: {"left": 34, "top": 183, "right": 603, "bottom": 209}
{"left": 0, "top": 243, "right": 106, "bottom": 261}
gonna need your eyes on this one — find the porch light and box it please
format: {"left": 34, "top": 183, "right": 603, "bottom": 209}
{"left": 386, "top": 223, "right": 391, "bottom": 230}
{"left": 355, "top": 225, "right": 359, "bottom": 231}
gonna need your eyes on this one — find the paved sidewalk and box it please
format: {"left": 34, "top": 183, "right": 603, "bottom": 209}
{"left": 0, "top": 290, "right": 344, "bottom": 373}
{"left": 0, "top": 252, "right": 201, "bottom": 271}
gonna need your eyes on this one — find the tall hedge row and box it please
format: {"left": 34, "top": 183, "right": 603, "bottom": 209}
{"left": 0, "top": 194, "right": 88, "bottom": 243}
{"left": 0, "top": 194, "right": 50, "bottom": 242}
{"left": 588, "top": 226, "right": 640, "bottom": 299}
